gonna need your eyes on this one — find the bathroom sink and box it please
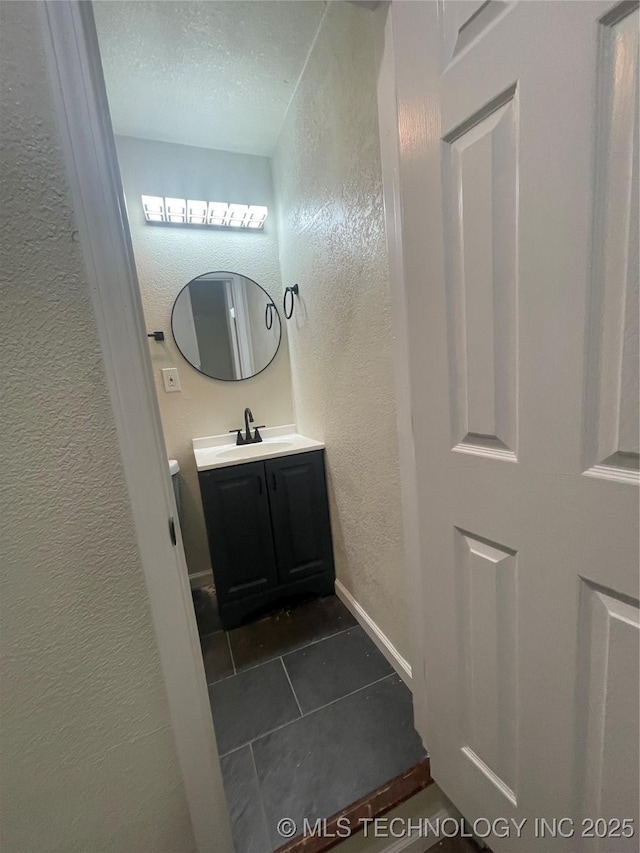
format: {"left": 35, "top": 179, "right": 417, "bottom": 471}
{"left": 216, "top": 439, "right": 295, "bottom": 460}
{"left": 193, "top": 425, "right": 324, "bottom": 471}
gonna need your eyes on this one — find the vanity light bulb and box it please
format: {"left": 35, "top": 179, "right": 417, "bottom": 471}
{"left": 227, "top": 203, "right": 249, "bottom": 225}
{"left": 245, "top": 206, "right": 267, "bottom": 229}
{"left": 187, "top": 200, "right": 208, "bottom": 224}
{"left": 247, "top": 205, "right": 268, "bottom": 222}
{"left": 165, "top": 198, "right": 187, "bottom": 223}
{"left": 165, "top": 197, "right": 186, "bottom": 213}
{"left": 207, "top": 202, "right": 229, "bottom": 225}
{"left": 141, "top": 195, "right": 166, "bottom": 222}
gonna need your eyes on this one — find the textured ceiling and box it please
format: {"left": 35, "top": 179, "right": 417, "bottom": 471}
{"left": 93, "top": 1, "right": 326, "bottom": 156}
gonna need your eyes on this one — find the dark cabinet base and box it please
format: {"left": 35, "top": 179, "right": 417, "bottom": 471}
{"left": 198, "top": 449, "right": 336, "bottom": 630}
{"left": 218, "top": 573, "right": 335, "bottom": 629}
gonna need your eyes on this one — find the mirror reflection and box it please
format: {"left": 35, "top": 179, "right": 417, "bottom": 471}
{"left": 171, "top": 272, "right": 281, "bottom": 381}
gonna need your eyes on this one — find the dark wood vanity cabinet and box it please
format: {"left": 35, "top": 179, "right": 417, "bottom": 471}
{"left": 198, "top": 461, "right": 278, "bottom": 605}
{"left": 199, "top": 450, "right": 335, "bottom": 628}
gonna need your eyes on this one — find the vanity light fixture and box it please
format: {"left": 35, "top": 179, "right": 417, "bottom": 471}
{"left": 141, "top": 196, "right": 268, "bottom": 229}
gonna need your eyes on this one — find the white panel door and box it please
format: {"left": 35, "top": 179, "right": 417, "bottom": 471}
{"left": 390, "top": 1, "right": 639, "bottom": 849}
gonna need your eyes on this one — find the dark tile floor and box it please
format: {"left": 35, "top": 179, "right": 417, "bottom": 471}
{"left": 195, "top": 591, "right": 427, "bottom": 853}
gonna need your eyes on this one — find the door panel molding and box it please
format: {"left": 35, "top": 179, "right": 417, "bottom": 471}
{"left": 442, "top": 1, "right": 514, "bottom": 70}
{"left": 583, "top": 1, "right": 639, "bottom": 483}
{"left": 443, "top": 84, "right": 519, "bottom": 458}
{"left": 575, "top": 578, "right": 640, "bottom": 848}
{"left": 455, "top": 529, "right": 518, "bottom": 805}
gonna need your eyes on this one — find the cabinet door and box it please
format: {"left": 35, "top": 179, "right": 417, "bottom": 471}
{"left": 265, "top": 451, "right": 335, "bottom": 584}
{"left": 199, "top": 462, "right": 278, "bottom": 603}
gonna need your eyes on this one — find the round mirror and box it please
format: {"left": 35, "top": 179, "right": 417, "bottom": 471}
{"left": 171, "top": 271, "right": 281, "bottom": 381}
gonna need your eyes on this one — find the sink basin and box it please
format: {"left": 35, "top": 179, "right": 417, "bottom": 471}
{"left": 217, "top": 440, "right": 295, "bottom": 460}
{"left": 193, "top": 425, "right": 324, "bottom": 471}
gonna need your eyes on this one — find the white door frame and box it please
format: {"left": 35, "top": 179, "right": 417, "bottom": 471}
{"left": 223, "top": 275, "right": 255, "bottom": 379}
{"left": 375, "top": 4, "right": 428, "bottom": 737}
{"left": 223, "top": 278, "right": 244, "bottom": 379}
{"left": 38, "top": 3, "right": 233, "bottom": 851}
{"left": 230, "top": 273, "right": 255, "bottom": 378}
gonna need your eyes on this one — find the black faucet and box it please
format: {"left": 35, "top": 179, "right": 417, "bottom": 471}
{"left": 230, "top": 408, "right": 264, "bottom": 446}
{"left": 244, "top": 407, "right": 254, "bottom": 441}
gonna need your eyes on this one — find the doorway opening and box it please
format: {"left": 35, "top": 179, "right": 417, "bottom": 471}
{"left": 89, "top": 1, "right": 433, "bottom": 850}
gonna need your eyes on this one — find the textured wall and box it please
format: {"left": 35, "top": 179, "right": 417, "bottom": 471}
{"left": 0, "top": 5, "right": 196, "bottom": 851}
{"left": 93, "top": 0, "right": 325, "bottom": 156}
{"left": 272, "top": 3, "right": 409, "bottom": 658}
{"left": 115, "top": 136, "right": 293, "bottom": 579}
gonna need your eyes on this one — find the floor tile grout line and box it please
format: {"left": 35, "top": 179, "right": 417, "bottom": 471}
{"left": 277, "top": 671, "right": 397, "bottom": 726}
{"left": 226, "top": 631, "right": 236, "bottom": 675}
{"left": 248, "top": 742, "right": 272, "bottom": 845}
{"left": 210, "top": 655, "right": 283, "bottom": 688}
{"left": 199, "top": 627, "right": 224, "bottom": 642}
{"left": 280, "top": 656, "right": 304, "bottom": 718}
{"left": 280, "top": 622, "right": 361, "bottom": 661}
{"left": 212, "top": 622, "right": 360, "bottom": 683}
{"left": 218, "top": 672, "right": 399, "bottom": 759}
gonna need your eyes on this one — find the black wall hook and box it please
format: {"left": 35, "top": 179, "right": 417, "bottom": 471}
{"left": 284, "top": 284, "right": 299, "bottom": 320}
{"left": 265, "top": 302, "right": 276, "bottom": 330}
{"left": 147, "top": 331, "right": 165, "bottom": 341}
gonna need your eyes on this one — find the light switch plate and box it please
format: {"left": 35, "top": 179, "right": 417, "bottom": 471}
{"left": 162, "top": 367, "right": 181, "bottom": 393}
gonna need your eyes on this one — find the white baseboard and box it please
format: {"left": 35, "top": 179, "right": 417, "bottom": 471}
{"left": 189, "top": 570, "right": 213, "bottom": 589}
{"left": 335, "top": 580, "right": 412, "bottom": 688}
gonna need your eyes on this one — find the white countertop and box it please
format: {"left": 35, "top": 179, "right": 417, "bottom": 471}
{"left": 193, "top": 424, "right": 324, "bottom": 471}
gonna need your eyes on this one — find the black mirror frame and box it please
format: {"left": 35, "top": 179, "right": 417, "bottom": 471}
{"left": 170, "top": 270, "right": 282, "bottom": 382}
